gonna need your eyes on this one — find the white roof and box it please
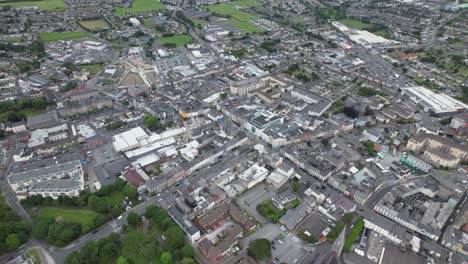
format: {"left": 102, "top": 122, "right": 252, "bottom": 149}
{"left": 125, "top": 137, "right": 176, "bottom": 158}
{"left": 134, "top": 153, "right": 160, "bottom": 167}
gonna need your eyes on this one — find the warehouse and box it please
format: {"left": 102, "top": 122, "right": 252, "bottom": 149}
{"left": 400, "top": 86, "right": 468, "bottom": 116}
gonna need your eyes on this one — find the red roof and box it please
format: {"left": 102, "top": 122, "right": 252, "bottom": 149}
{"left": 123, "top": 168, "right": 145, "bottom": 187}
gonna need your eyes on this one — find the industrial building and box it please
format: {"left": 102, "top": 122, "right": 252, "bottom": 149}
{"left": 400, "top": 86, "right": 468, "bottom": 116}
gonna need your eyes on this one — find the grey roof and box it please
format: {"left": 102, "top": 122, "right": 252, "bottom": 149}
{"left": 9, "top": 160, "right": 81, "bottom": 184}
{"left": 29, "top": 178, "right": 81, "bottom": 192}
{"left": 168, "top": 207, "right": 200, "bottom": 235}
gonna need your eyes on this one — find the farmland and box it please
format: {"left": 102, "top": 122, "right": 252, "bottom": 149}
{"left": 0, "top": 0, "right": 66, "bottom": 10}
{"left": 114, "top": 0, "right": 164, "bottom": 16}
{"left": 39, "top": 31, "right": 88, "bottom": 43}
{"left": 207, "top": 0, "right": 262, "bottom": 33}
{"left": 160, "top": 34, "right": 193, "bottom": 47}
{"left": 79, "top": 19, "right": 110, "bottom": 31}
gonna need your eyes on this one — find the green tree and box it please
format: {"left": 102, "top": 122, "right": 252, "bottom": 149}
{"left": 123, "top": 184, "right": 138, "bottom": 200}
{"left": 5, "top": 233, "right": 21, "bottom": 250}
{"left": 161, "top": 252, "right": 173, "bottom": 264}
{"left": 127, "top": 212, "right": 141, "bottom": 228}
{"left": 164, "top": 226, "right": 185, "bottom": 250}
{"left": 117, "top": 256, "right": 129, "bottom": 264}
{"left": 180, "top": 245, "right": 195, "bottom": 258}
{"left": 33, "top": 218, "right": 52, "bottom": 239}
{"left": 247, "top": 239, "right": 271, "bottom": 261}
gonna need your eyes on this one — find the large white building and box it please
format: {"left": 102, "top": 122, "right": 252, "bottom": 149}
{"left": 238, "top": 163, "right": 269, "bottom": 189}
{"left": 8, "top": 160, "right": 84, "bottom": 198}
{"left": 400, "top": 86, "right": 468, "bottom": 116}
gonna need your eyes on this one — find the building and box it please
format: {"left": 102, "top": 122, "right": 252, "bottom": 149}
{"left": 237, "top": 163, "right": 269, "bottom": 189}
{"left": 290, "top": 88, "right": 332, "bottom": 116}
{"left": 406, "top": 132, "right": 468, "bottom": 168}
{"left": 8, "top": 160, "right": 85, "bottom": 198}
{"left": 26, "top": 112, "right": 58, "bottom": 130}
{"left": 400, "top": 86, "right": 468, "bottom": 116}
{"left": 168, "top": 207, "right": 201, "bottom": 243}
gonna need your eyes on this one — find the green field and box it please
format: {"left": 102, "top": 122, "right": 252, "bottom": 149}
{"left": 79, "top": 19, "right": 110, "bottom": 31}
{"left": 339, "top": 19, "right": 373, "bottom": 30}
{"left": 106, "top": 191, "right": 125, "bottom": 206}
{"left": 80, "top": 63, "right": 104, "bottom": 74}
{"left": 160, "top": 34, "right": 193, "bottom": 46}
{"left": 22, "top": 109, "right": 45, "bottom": 118}
{"left": 114, "top": 0, "right": 163, "bottom": 16}
{"left": 207, "top": 0, "right": 262, "bottom": 33}
{"left": 39, "top": 31, "right": 88, "bottom": 42}
{"left": 339, "top": 19, "right": 391, "bottom": 38}
{"left": 0, "top": 0, "right": 66, "bottom": 10}
{"left": 25, "top": 248, "right": 41, "bottom": 264}
{"left": 37, "top": 207, "right": 98, "bottom": 228}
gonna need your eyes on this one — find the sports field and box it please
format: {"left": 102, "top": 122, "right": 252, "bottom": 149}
{"left": 39, "top": 31, "right": 88, "bottom": 43}
{"left": 0, "top": 0, "right": 66, "bottom": 10}
{"left": 79, "top": 19, "right": 110, "bottom": 31}
{"left": 207, "top": 0, "right": 262, "bottom": 33}
{"left": 160, "top": 34, "right": 193, "bottom": 46}
{"left": 114, "top": 0, "right": 163, "bottom": 16}
{"left": 37, "top": 207, "right": 98, "bottom": 228}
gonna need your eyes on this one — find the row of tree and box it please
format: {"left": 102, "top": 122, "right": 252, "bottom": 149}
{"left": 0, "top": 196, "right": 30, "bottom": 254}
{"left": 65, "top": 205, "right": 197, "bottom": 264}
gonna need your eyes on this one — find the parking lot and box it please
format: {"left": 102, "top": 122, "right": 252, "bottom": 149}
{"left": 237, "top": 183, "right": 275, "bottom": 225}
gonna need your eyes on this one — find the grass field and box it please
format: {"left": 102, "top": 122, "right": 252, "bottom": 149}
{"left": 339, "top": 19, "right": 391, "bottom": 38}
{"left": 106, "top": 191, "right": 125, "bottom": 206}
{"left": 79, "top": 19, "right": 110, "bottom": 31}
{"left": 22, "top": 109, "right": 45, "bottom": 118}
{"left": 207, "top": 0, "right": 262, "bottom": 33}
{"left": 39, "top": 31, "right": 88, "bottom": 43}
{"left": 37, "top": 207, "right": 98, "bottom": 228}
{"left": 339, "top": 19, "right": 373, "bottom": 30}
{"left": 0, "top": 0, "right": 66, "bottom": 10}
{"left": 114, "top": 0, "right": 163, "bottom": 16}
{"left": 80, "top": 63, "right": 104, "bottom": 74}
{"left": 25, "top": 248, "right": 41, "bottom": 264}
{"left": 160, "top": 34, "right": 193, "bottom": 46}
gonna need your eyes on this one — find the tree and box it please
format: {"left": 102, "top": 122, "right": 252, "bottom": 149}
{"left": 180, "top": 245, "right": 195, "bottom": 258}
{"left": 164, "top": 226, "right": 185, "bottom": 250}
{"left": 127, "top": 212, "right": 141, "bottom": 228}
{"left": 181, "top": 258, "right": 196, "bottom": 264}
{"left": 33, "top": 218, "right": 52, "bottom": 239}
{"left": 123, "top": 184, "right": 138, "bottom": 200}
{"left": 160, "top": 252, "right": 173, "bottom": 264}
{"left": 247, "top": 239, "right": 271, "bottom": 261}
{"left": 117, "top": 256, "right": 129, "bottom": 264}
{"left": 5, "top": 233, "right": 21, "bottom": 250}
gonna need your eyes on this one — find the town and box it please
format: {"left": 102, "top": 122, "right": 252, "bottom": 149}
{"left": 0, "top": 0, "right": 467, "bottom": 264}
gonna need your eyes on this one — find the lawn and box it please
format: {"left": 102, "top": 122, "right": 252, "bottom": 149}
{"left": 256, "top": 199, "right": 286, "bottom": 223}
{"left": 22, "top": 109, "right": 45, "bottom": 118}
{"left": 25, "top": 248, "right": 41, "bottom": 264}
{"left": 207, "top": 0, "right": 262, "bottom": 33}
{"left": 159, "top": 34, "right": 193, "bottom": 46}
{"left": 79, "top": 19, "right": 110, "bottom": 31}
{"left": 114, "top": 0, "right": 164, "bottom": 16}
{"left": 37, "top": 207, "right": 99, "bottom": 229}
{"left": 106, "top": 191, "right": 125, "bottom": 206}
{"left": 39, "top": 31, "right": 88, "bottom": 43}
{"left": 339, "top": 19, "right": 373, "bottom": 30}
{"left": 80, "top": 63, "right": 104, "bottom": 74}
{"left": 0, "top": 0, "right": 66, "bottom": 10}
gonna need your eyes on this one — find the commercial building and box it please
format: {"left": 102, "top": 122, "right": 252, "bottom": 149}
{"left": 400, "top": 86, "right": 468, "bottom": 116}
{"left": 237, "top": 163, "right": 269, "bottom": 189}
{"left": 8, "top": 160, "right": 84, "bottom": 198}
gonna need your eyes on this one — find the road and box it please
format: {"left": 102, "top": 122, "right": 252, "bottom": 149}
{"left": 364, "top": 174, "right": 431, "bottom": 209}
{"left": 0, "top": 136, "right": 33, "bottom": 225}
{"left": 425, "top": 10, "right": 465, "bottom": 48}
